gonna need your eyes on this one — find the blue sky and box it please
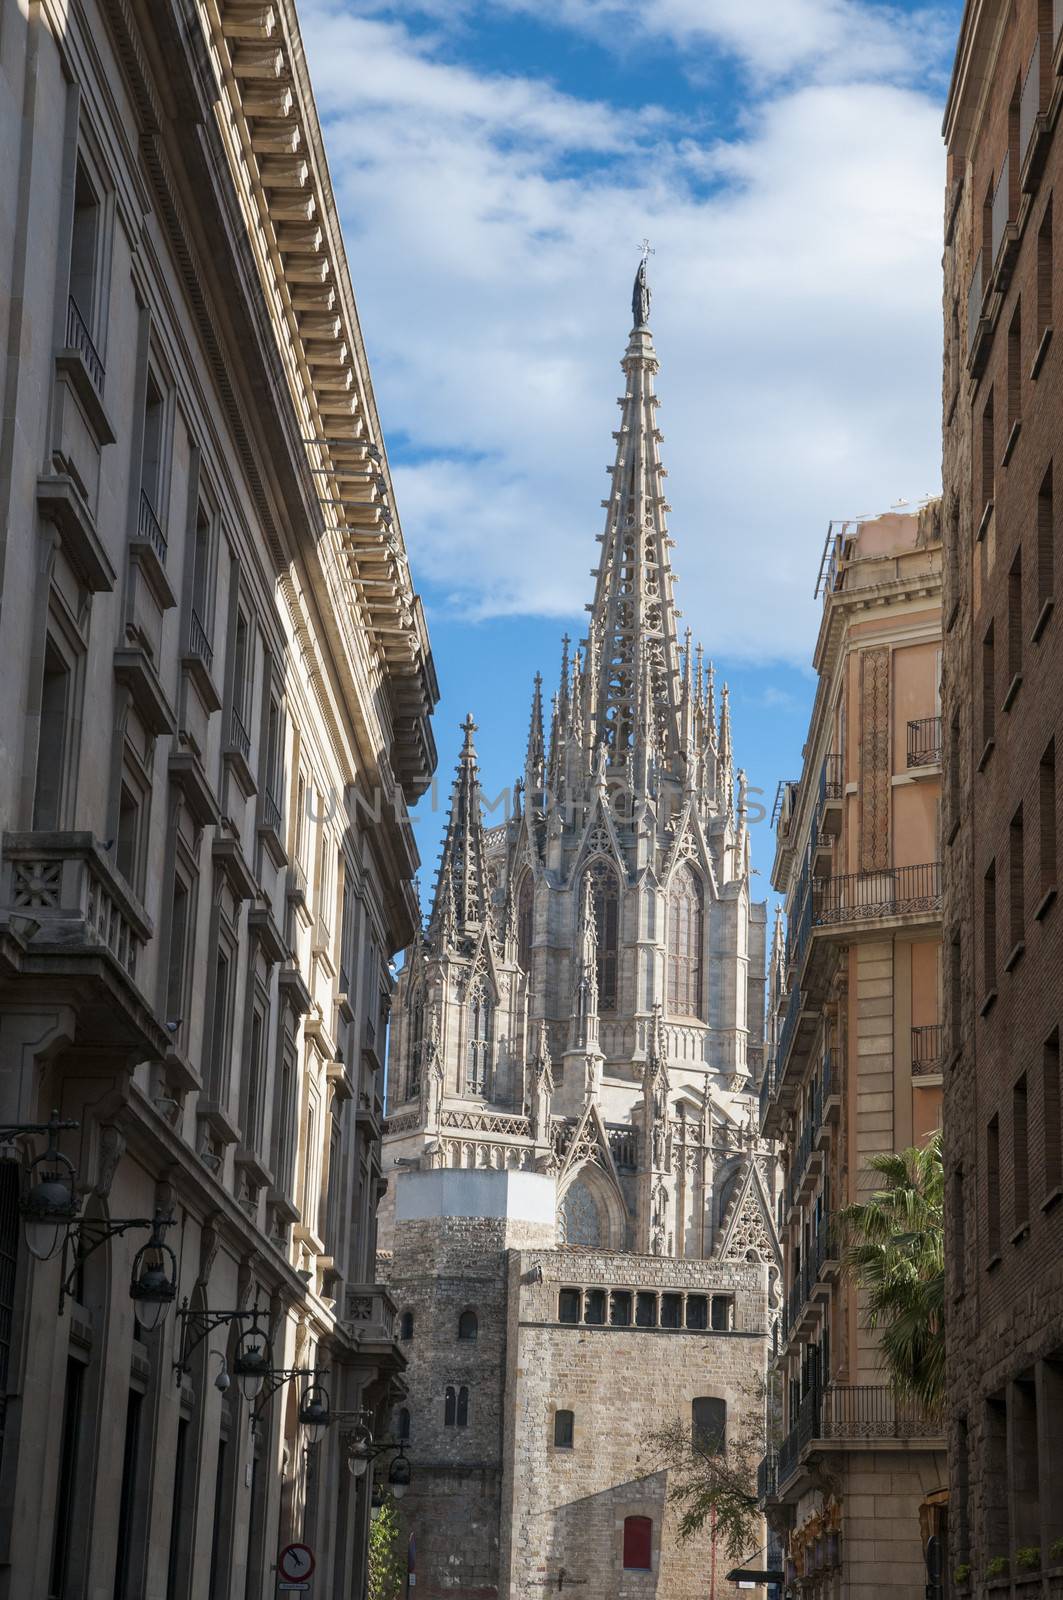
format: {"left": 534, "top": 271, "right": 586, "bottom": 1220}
{"left": 300, "top": 0, "right": 963, "bottom": 897}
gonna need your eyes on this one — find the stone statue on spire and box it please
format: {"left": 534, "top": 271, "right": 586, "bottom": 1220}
{"left": 632, "top": 252, "right": 652, "bottom": 329}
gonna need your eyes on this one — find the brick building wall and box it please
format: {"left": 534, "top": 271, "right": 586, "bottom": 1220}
{"left": 942, "top": 3, "right": 1063, "bottom": 1589}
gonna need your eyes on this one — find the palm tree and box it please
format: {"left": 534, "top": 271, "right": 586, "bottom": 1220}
{"left": 836, "top": 1129, "right": 944, "bottom": 1413}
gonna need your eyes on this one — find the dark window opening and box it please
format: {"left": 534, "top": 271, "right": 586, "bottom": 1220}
{"left": 399, "top": 1310, "right": 414, "bottom": 1342}
{"left": 558, "top": 1288, "right": 581, "bottom": 1324}
{"left": 457, "top": 1309, "right": 478, "bottom": 1342}
{"left": 635, "top": 1291, "right": 657, "bottom": 1327}
{"left": 692, "top": 1397, "right": 727, "bottom": 1456}
{"left": 710, "top": 1296, "right": 733, "bottom": 1332}
{"left": 610, "top": 1290, "right": 632, "bottom": 1326}
{"left": 660, "top": 1293, "right": 682, "bottom": 1329}
{"left": 553, "top": 1409, "right": 574, "bottom": 1449}
{"left": 583, "top": 1289, "right": 606, "bottom": 1326}
{"left": 685, "top": 1295, "right": 708, "bottom": 1330}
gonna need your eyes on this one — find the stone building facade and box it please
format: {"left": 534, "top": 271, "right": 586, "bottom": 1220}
{"left": 942, "top": 5, "right": 1063, "bottom": 1594}
{"left": 758, "top": 506, "right": 947, "bottom": 1598}
{"left": 0, "top": 0, "right": 434, "bottom": 1595}
{"left": 380, "top": 273, "right": 779, "bottom": 1598}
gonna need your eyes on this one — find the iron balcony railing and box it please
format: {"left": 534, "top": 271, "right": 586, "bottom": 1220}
{"left": 1057, "top": 0, "right": 1063, "bottom": 50}
{"left": 778, "top": 1385, "right": 940, "bottom": 1488}
{"left": 66, "top": 296, "right": 105, "bottom": 394}
{"left": 1020, "top": 35, "right": 1042, "bottom": 169}
{"left": 991, "top": 148, "right": 1012, "bottom": 268}
{"left": 907, "top": 716, "right": 942, "bottom": 768}
{"left": 187, "top": 610, "right": 213, "bottom": 674}
{"left": 777, "top": 987, "right": 802, "bottom": 1072}
{"left": 261, "top": 787, "right": 282, "bottom": 835}
{"left": 819, "top": 1385, "right": 942, "bottom": 1441}
{"left": 137, "top": 488, "right": 167, "bottom": 565}
{"left": 911, "top": 1023, "right": 944, "bottom": 1075}
{"left": 820, "top": 753, "right": 843, "bottom": 802}
{"left": 813, "top": 862, "right": 941, "bottom": 927}
{"left": 757, "top": 1451, "right": 778, "bottom": 1502}
{"left": 967, "top": 252, "right": 984, "bottom": 354}
{"left": 759, "top": 1058, "right": 777, "bottom": 1126}
{"left": 785, "top": 1120, "right": 814, "bottom": 1214}
{"left": 229, "top": 704, "right": 251, "bottom": 762}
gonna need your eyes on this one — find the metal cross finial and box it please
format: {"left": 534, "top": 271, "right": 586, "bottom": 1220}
{"left": 640, "top": 238, "right": 655, "bottom": 262}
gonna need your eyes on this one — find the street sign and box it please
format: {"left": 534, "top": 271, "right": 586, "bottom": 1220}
{"left": 278, "top": 1586, "right": 310, "bottom": 1593}
{"left": 279, "top": 1544, "right": 315, "bottom": 1581}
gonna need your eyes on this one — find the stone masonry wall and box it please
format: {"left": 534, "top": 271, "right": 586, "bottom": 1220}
{"left": 498, "top": 1251, "right": 769, "bottom": 1599}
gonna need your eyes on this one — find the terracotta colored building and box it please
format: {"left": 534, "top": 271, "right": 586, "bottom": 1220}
{"left": 942, "top": 3, "right": 1063, "bottom": 1591}
{"left": 759, "top": 507, "right": 946, "bottom": 1598}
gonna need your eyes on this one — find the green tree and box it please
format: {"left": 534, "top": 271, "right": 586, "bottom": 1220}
{"left": 837, "top": 1129, "right": 945, "bottom": 1413}
{"left": 648, "top": 1376, "right": 771, "bottom": 1563}
{"left": 367, "top": 1496, "right": 405, "bottom": 1600}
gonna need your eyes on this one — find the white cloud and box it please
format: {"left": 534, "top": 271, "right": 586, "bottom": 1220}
{"left": 301, "top": 2, "right": 948, "bottom": 662}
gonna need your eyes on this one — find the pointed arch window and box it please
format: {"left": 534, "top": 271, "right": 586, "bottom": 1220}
{"left": 517, "top": 872, "right": 534, "bottom": 976}
{"left": 558, "top": 1178, "right": 603, "bottom": 1247}
{"left": 407, "top": 987, "right": 424, "bottom": 1101}
{"left": 466, "top": 980, "right": 493, "bottom": 1097}
{"left": 667, "top": 863, "right": 704, "bottom": 1020}
{"left": 585, "top": 860, "right": 619, "bottom": 1012}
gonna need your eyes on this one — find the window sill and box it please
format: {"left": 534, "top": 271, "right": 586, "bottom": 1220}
{"left": 946, "top": 813, "right": 961, "bottom": 847}
{"left": 1002, "top": 673, "right": 1023, "bottom": 712}
{"left": 986, "top": 1252, "right": 1003, "bottom": 1272}
{"left": 1030, "top": 324, "right": 1053, "bottom": 378}
{"left": 979, "top": 988, "right": 998, "bottom": 1017}
{"left": 1032, "top": 596, "right": 1054, "bottom": 642}
{"left": 1004, "top": 940, "right": 1025, "bottom": 973}
{"left": 1034, "top": 886, "right": 1057, "bottom": 921}
{"left": 976, "top": 499, "right": 994, "bottom": 543}
{"left": 1010, "top": 1222, "right": 1031, "bottom": 1246}
{"left": 1001, "top": 418, "right": 1022, "bottom": 466}
{"left": 1041, "top": 1186, "right": 1063, "bottom": 1213}
{"left": 978, "top": 737, "right": 996, "bottom": 772}
{"left": 945, "top": 597, "right": 960, "bottom": 634}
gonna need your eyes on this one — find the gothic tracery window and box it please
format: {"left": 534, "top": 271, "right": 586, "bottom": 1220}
{"left": 585, "top": 860, "right": 619, "bottom": 1012}
{"left": 407, "top": 987, "right": 424, "bottom": 1101}
{"left": 517, "top": 872, "right": 534, "bottom": 976}
{"left": 666, "top": 863, "right": 704, "bottom": 1019}
{"left": 466, "top": 979, "right": 493, "bottom": 1097}
{"left": 558, "top": 1178, "right": 603, "bottom": 1247}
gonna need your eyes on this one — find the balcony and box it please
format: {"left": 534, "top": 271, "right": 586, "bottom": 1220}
{"left": 776, "top": 1385, "right": 943, "bottom": 1494}
{"left": 0, "top": 832, "right": 168, "bottom": 1055}
{"left": 137, "top": 488, "right": 167, "bottom": 566}
{"left": 229, "top": 704, "right": 251, "bottom": 762}
{"left": 341, "top": 1284, "right": 405, "bottom": 1371}
{"left": 1020, "top": 34, "right": 1050, "bottom": 191}
{"left": 911, "top": 1023, "right": 944, "bottom": 1076}
{"left": 813, "top": 862, "right": 941, "bottom": 930}
{"left": 991, "top": 148, "right": 1019, "bottom": 285}
{"left": 66, "top": 296, "right": 104, "bottom": 395}
{"left": 757, "top": 1451, "right": 778, "bottom": 1503}
{"left": 758, "top": 1058, "right": 777, "bottom": 1129}
{"left": 907, "top": 716, "right": 942, "bottom": 769}
{"left": 187, "top": 610, "right": 213, "bottom": 675}
{"left": 967, "top": 253, "right": 989, "bottom": 375}
{"left": 262, "top": 787, "right": 282, "bottom": 835}
{"left": 224, "top": 703, "right": 256, "bottom": 798}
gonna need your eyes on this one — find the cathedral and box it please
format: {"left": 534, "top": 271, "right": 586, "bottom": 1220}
{"left": 378, "top": 265, "right": 781, "bottom": 1598}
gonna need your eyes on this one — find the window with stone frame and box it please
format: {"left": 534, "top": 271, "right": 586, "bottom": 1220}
{"left": 457, "top": 1309, "right": 478, "bottom": 1342}
{"left": 396, "top": 1407, "right": 411, "bottom": 1442}
{"left": 274, "top": 1028, "right": 298, "bottom": 1200}
{"left": 622, "top": 1516, "right": 653, "bottom": 1571}
{"left": 585, "top": 859, "right": 619, "bottom": 1011}
{"left": 666, "top": 862, "right": 705, "bottom": 1019}
{"left": 444, "top": 1385, "right": 469, "bottom": 1428}
{"left": 557, "top": 1288, "right": 581, "bottom": 1323}
{"left": 407, "top": 986, "right": 425, "bottom": 1102}
{"left": 466, "top": 979, "right": 494, "bottom": 1096}
{"left": 517, "top": 871, "right": 534, "bottom": 975}
{"left": 553, "top": 1409, "right": 574, "bottom": 1449}
{"left": 33, "top": 615, "right": 83, "bottom": 832}
{"left": 399, "top": 1310, "right": 414, "bottom": 1342}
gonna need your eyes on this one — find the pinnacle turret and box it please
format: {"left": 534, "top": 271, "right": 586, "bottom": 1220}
{"left": 427, "top": 713, "right": 491, "bottom": 951}
{"left": 524, "top": 673, "right": 545, "bottom": 794}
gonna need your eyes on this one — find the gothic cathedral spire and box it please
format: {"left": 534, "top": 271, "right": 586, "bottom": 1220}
{"left": 583, "top": 260, "right": 683, "bottom": 771}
